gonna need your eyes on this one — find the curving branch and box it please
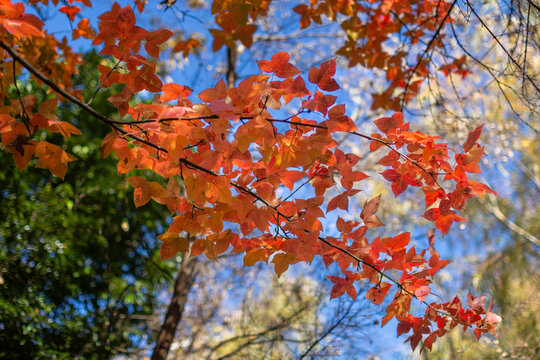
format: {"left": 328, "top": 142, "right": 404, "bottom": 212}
{"left": 477, "top": 194, "right": 540, "bottom": 247}
{"left": 0, "top": 38, "right": 478, "bottom": 331}
{"left": 2, "top": 39, "right": 446, "bottom": 214}
{"left": 0, "top": 39, "right": 287, "bottom": 218}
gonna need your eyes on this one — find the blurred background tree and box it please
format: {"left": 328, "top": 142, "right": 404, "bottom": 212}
{"left": 166, "top": 260, "right": 383, "bottom": 360}
{"left": 0, "top": 51, "right": 176, "bottom": 359}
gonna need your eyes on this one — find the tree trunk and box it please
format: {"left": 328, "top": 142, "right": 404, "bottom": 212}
{"left": 151, "top": 256, "right": 198, "bottom": 360}
{"left": 226, "top": 45, "right": 237, "bottom": 88}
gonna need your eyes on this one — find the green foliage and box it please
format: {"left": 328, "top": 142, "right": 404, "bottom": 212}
{"left": 0, "top": 51, "right": 174, "bottom": 359}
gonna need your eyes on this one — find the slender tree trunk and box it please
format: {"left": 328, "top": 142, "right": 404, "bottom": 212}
{"left": 226, "top": 45, "right": 237, "bottom": 88}
{"left": 151, "top": 256, "right": 198, "bottom": 360}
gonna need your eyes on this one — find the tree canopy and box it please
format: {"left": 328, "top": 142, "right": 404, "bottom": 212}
{"left": 0, "top": 50, "right": 176, "bottom": 359}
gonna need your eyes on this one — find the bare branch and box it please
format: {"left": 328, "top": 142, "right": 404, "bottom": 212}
{"left": 299, "top": 301, "right": 354, "bottom": 359}
{"left": 465, "top": 0, "right": 540, "bottom": 94}
{"left": 477, "top": 194, "right": 540, "bottom": 247}
{"left": 401, "top": 0, "right": 458, "bottom": 110}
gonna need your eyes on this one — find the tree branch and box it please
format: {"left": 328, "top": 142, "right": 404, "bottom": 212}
{"left": 315, "top": 235, "right": 470, "bottom": 326}
{"left": 465, "top": 0, "right": 540, "bottom": 93}
{"left": 477, "top": 194, "right": 540, "bottom": 247}
{"left": 401, "top": 0, "right": 458, "bottom": 110}
{"left": 299, "top": 300, "right": 354, "bottom": 359}
{"left": 448, "top": 16, "right": 539, "bottom": 134}
{"left": 208, "top": 303, "right": 310, "bottom": 357}
{"left": 0, "top": 40, "right": 289, "bottom": 219}
{"left": 0, "top": 38, "right": 478, "bottom": 331}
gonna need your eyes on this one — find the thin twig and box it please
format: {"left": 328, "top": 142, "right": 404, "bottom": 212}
{"left": 477, "top": 194, "right": 540, "bottom": 247}
{"left": 299, "top": 301, "right": 354, "bottom": 359}
{"left": 11, "top": 61, "right": 32, "bottom": 133}
{"left": 448, "top": 18, "right": 539, "bottom": 134}
{"left": 316, "top": 235, "right": 469, "bottom": 326}
{"left": 522, "top": 2, "right": 531, "bottom": 95}
{"left": 87, "top": 55, "right": 124, "bottom": 105}
{"left": 465, "top": 0, "right": 540, "bottom": 93}
{"left": 401, "top": 0, "right": 458, "bottom": 110}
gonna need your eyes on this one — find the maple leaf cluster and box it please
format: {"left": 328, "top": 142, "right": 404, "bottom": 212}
{"left": 0, "top": 0, "right": 501, "bottom": 352}
{"left": 208, "top": 0, "right": 470, "bottom": 111}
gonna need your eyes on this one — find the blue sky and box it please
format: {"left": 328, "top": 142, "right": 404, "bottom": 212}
{"left": 19, "top": 0, "right": 528, "bottom": 358}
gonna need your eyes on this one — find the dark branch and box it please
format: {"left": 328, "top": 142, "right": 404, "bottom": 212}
{"left": 465, "top": 0, "right": 540, "bottom": 94}
{"left": 401, "top": 0, "right": 458, "bottom": 110}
